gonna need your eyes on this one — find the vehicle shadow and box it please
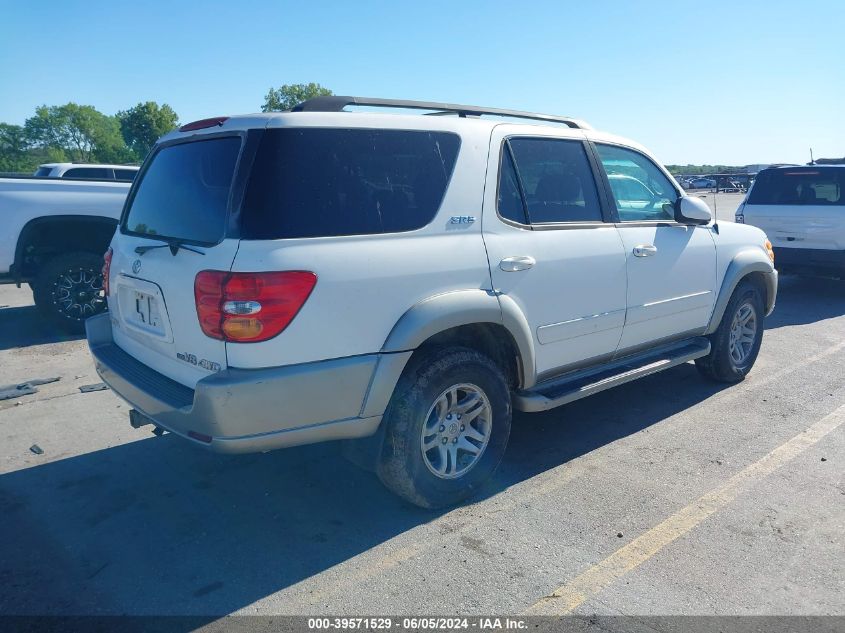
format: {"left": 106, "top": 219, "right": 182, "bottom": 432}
{"left": 0, "top": 304, "right": 82, "bottom": 350}
{"left": 0, "top": 363, "right": 729, "bottom": 618}
{"left": 764, "top": 274, "right": 845, "bottom": 330}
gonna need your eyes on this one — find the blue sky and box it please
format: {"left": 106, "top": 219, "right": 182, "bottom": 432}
{"left": 1, "top": 0, "right": 843, "bottom": 165}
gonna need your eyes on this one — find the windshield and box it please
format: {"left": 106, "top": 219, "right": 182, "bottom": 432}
{"left": 123, "top": 136, "right": 241, "bottom": 244}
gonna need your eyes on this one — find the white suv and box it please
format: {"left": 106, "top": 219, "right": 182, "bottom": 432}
{"left": 737, "top": 164, "right": 845, "bottom": 277}
{"left": 87, "top": 96, "right": 777, "bottom": 508}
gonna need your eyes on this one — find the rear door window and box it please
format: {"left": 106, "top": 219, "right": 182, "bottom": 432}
{"left": 498, "top": 137, "right": 603, "bottom": 224}
{"left": 123, "top": 136, "right": 241, "bottom": 245}
{"left": 748, "top": 168, "right": 844, "bottom": 205}
{"left": 240, "top": 128, "right": 460, "bottom": 239}
{"left": 497, "top": 147, "right": 529, "bottom": 225}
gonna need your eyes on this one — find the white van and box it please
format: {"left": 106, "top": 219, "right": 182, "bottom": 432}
{"left": 737, "top": 165, "right": 845, "bottom": 277}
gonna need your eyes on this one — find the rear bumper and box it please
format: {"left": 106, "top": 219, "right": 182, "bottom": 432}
{"left": 86, "top": 313, "right": 409, "bottom": 453}
{"left": 774, "top": 247, "right": 845, "bottom": 276}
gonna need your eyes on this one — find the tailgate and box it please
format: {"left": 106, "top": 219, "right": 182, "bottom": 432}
{"left": 745, "top": 203, "right": 845, "bottom": 251}
{"left": 108, "top": 233, "right": 239, "bottom": 388}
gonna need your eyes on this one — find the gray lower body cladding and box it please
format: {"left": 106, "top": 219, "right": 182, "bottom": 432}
{"left": 86, "top": 313, "right": 411, "bottom": 453}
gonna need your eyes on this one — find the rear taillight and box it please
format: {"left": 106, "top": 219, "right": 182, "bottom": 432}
{"left": 102, "top": 248, "right": 113, "bottom": 296}
{"left": 194, "top": 271, "right": 317, "bottom": 342}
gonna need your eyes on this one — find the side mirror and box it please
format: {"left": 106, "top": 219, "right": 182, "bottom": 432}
{"left": 675, "top": 196, "right": 713, "bottom": 225}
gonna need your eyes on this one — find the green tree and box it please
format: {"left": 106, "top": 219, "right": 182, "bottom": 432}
{"left": 261, "top": 82, "right": 333, "bottom": 112}
{"left": 0, "top": 123, "right": 29, "bottom": 171}
{"left": 24, "top": 103, "right": 128, "bottom": 163}
{"left": 117, "top": 101, "right": 179, "bottom": 159}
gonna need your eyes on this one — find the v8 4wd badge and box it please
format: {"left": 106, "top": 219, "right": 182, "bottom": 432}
{"left": 176, "top": 351, "right": 221, "bottom": 372}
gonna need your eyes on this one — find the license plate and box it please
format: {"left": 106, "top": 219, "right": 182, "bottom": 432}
{"left": 132, "top": 291, "right": 163, "bottom": 332}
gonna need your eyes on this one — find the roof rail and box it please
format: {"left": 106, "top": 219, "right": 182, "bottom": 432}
{"left": 291, "top": 96, "right": 591, "bottom": 130}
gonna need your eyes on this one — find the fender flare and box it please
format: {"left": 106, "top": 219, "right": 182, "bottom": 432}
{"left": 705, "top": 250, "right": 778, "bottom": 334}
{"left": 13, "top": 215, "right": 118, "bottom": 281}
{"left": 380, "top": 288, "right": 537, "bottom": 386}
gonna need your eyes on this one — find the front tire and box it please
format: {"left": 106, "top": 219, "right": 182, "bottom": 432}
{"left": 33, "top": 251, "right": 107, "bottom": 334}
{"left": 696, "top": 280, "right": 765, "bottom": 383}
{"left": 377, "top": 347, "right": 511, "bottom": 509}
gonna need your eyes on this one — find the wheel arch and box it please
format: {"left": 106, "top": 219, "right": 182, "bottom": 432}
{"left": 361, "top": 289, "right": 537, "bottom": 420}
{"left": 705, "top": 250, "right": 777, "bottom": 335}
{"left": 380, "top": 289, "right": 536, "bottom": 386}
{"left": 14, "top": 215, "right": 118, "bottom": 282}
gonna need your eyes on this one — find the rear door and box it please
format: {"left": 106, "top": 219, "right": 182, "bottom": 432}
{"left": 108, "top": 134, "right": 245, "bottom": 388}
{"left": 743, "top": 167, "right": 845, "bottom": 251}
{"left": 483, "top": 127, "right": 628, "bottom": 378}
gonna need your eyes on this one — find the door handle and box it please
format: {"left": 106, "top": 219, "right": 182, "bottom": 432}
{"left": 499, "top": 256, "right": 536, "bottom": 272}
{"left": 633, "top": 244, "right": 658, "bottom": 257}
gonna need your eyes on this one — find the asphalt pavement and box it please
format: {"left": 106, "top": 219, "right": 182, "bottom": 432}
{"left": 0, "top": 260, "right": 843, "bottom": 617}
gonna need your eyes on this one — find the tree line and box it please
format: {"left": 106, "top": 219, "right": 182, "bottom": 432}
{"left": 2, "top": 84, "right": 737, "bottom": 175}
{"left": 0, "top": 83, "right": 333, "bottom": 174}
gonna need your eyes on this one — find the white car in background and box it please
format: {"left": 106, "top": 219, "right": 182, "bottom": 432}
{"left": 34, "top": 163, "right": 139, "bottom": 181}
{"left": 687, "top": 177, "right": 716, "bottom": 189}
{"left": 737, "top": 165, "right": 845, "bottom": 277}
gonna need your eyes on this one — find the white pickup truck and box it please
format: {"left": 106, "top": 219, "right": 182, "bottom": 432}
{"left": 0, "top": 175, "right": 130, "bottom": 331}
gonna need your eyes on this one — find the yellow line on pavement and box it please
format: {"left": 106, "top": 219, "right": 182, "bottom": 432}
{"left": 524, "top": 403, "right": 845, "bottom": 615}
{"left": 282, "top": 339, "right": 845, "bottom": 610}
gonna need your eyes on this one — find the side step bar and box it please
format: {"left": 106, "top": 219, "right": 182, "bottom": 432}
{"left": 514, "top": 337, "right": 711, "bottom": 413}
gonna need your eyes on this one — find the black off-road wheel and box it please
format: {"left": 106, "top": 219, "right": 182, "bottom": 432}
{"left": 696, "top": 280, "right": 765, "bottom": 383}
{"left": 33, "top": 251, "right": 107, "bottom": 334}
{"left": 377, "top": 347, "right": 511, "bottom": 509}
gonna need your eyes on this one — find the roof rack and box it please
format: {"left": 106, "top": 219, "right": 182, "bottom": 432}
{"left": 291, "top": 96, "right": 591, "bottom": 130}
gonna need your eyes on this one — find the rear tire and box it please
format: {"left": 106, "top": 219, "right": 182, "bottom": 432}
{"left": 696, "top": 280, "right": 765, "bottom": 383}
{"left": 377, "top": 347, "right": 511, "bottom": 509}
{"left": 33, "top": 251, "right": 107, "bottom": 334}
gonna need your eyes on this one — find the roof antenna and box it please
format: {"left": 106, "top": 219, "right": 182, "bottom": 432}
{"left": 809, "top": 147, "right": 815, "bottom": 165}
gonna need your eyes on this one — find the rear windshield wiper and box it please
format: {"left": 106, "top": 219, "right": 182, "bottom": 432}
{"left": 134, "top": 239, "right": 206, "bottom": 256}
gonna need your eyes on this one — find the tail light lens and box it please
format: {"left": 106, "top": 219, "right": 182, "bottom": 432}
{"left": 102, "top": 248, "right": 113, "bottom": 296}
{"left": 194, "top": 271, "right": 317, "bottom": 342}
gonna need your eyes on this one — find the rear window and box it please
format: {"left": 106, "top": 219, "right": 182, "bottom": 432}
{"left": 123, "top": 136, "right": 241, "bottom": 244}
{"left": 748, "top": 168, "right": 844, "bottom": 206}
{"left": 34, "top": 166, "right": 52, "bottom": 177}
{"left": 240, "top": 128, "right": 460, "bottom": 239}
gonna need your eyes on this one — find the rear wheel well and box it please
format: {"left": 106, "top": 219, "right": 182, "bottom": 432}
{"left": 412, "top": 323, "right": 522, "bottom": 389}
{"left": 16, "top": 217, "right": 117, "bottom": 280}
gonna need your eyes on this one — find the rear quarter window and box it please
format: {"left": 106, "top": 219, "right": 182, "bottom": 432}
{"left": 240, "top": 128, "right": 461, "bottom": 239}
{"left": 748, "top": 168, "right": 844, "bottom": 206}
{"left": 63, "top": 167, "right": 110, "bottom": 179}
